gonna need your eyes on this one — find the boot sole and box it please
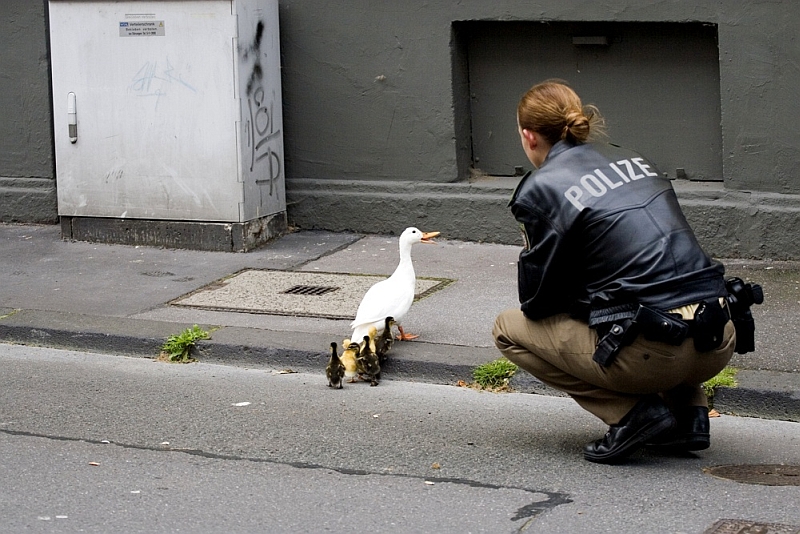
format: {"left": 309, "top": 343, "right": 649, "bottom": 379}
{"left": 646, "top": 433, "right": 710, "bottom": 452}
{"left": 584, "top": 415, "right": 677, "bottom": 464}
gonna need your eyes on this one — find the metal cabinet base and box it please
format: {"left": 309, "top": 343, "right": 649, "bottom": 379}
{"left": 60, "top": 212, "right": 287, "bottom": 253}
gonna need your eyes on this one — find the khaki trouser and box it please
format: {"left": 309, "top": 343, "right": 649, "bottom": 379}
{"left": 493, "top": 310, "right": 736, "bottom": 425}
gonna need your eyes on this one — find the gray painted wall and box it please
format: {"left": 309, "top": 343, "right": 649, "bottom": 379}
{"left": 279, "top": 0, "right": 800, "bottom": 258}
{"left": 2, "top": 1, "right": 799, "bottom": 258}
{"left": 0, "top": 0, "right": 57, "bottom": 223}
{"left": 279, "top": 1, "right": 799, "bottom": 194}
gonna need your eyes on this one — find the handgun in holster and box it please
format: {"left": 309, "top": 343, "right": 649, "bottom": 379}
{"left": 691, "top": 299, "right": 729, "bottom": 352}
{"left": 725, "top": 277, "right": 764, "bottom": 354}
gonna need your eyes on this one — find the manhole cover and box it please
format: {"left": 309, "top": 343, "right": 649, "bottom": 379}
{"left": 171, "top": 270, "right": 453, "bottom": 319}
{"left": 703, "top": 464, "right": 800, "bottom": 486}
{"left": 704, "top": 519, "right": 800, "bottom": 534}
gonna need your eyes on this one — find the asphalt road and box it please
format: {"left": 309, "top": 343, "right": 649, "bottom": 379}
{"left": 2, "top": 344, "right": 800, "bottom": 533}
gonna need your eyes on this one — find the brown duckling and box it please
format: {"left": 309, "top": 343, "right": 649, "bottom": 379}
{"left": 358, "top": 334, "right": 381, "bottom": 387}
{"left": 326, "top": 342, "right": 345, "bottom": 389}
{"left": 376, "top": 316, "right": 396, "bottom": 364}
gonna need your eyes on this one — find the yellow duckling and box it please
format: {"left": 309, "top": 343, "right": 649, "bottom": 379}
{"left": 340, "top": 338, "right": 361, "bottom": 383}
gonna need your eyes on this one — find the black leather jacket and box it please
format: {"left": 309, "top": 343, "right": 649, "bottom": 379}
{"left": 509, "top": 140, "right": 727, "bottom": 326}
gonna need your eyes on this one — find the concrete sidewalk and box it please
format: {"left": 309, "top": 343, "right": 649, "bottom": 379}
{"left": 1, "top": 223, "right": 798, "bottom": 422}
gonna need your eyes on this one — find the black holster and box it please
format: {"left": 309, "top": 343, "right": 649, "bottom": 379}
{"left": 725, "top": 277, "right": 764, "bottom": 354}
{"left": 592, "top": 319, "right": 638, "bottom": 367}
{"left": 691, "top": 299, "right": 729, "bottom": 353}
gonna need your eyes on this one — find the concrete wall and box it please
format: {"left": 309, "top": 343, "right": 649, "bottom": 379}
{"left": 3, "top": 1, "right": 800, "bottom": 258}
{"left": 279, "top": 0, "right": 800, "bottom": 259}
{"left": 279, "top": 1, "right": 798, "bottom": 191}
{"left": 0, "top": 0, "right": 57, "bottom": 223}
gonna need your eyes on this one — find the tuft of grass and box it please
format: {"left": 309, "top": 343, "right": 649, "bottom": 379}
{"left": 702, "top": 366, "right": 738, "bottom": 406}
{"left": 472, "top": 358, "right": 518, "bottom": 390}
{"left": 160, "top": 325, "right": 210, "bottom": 363}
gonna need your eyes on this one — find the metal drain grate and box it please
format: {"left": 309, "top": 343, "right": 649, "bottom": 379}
{"left": 283, "top": 285, "right": 339, "bottom": 296}
{"left": 704, "top": 464, "right": 800, "bottom": 486}
{"left": 704, "top": 519, "right": 800, "bottom": 534}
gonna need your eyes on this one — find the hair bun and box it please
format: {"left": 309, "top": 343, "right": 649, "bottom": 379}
{"left": 562, "top": 111, "right": 591, "bottom": 143}
{"left": 565, "top": 111, "right": 582, "bottom": 127}
{"left": 517, "top": 81, "right": 605, "bottom": 145}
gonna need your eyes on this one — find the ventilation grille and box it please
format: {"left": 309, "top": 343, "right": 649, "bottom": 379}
{"left": 283, "top": 285, "right": 340, "bottom": 296}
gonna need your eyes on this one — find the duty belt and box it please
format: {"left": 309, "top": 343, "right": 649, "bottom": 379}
{"left": 592, "top": 299, "right": 730, "bottom": 367}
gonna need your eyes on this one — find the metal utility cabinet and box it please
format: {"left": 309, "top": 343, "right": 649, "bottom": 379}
{"left": 48, "top": 0, "right": 286, "bottom": 251}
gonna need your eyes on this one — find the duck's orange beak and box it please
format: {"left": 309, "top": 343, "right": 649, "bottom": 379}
{"left": 421, "top": 231, "right": 440, "bottom": 243}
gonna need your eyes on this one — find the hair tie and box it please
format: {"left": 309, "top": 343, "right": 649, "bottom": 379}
{"left": 562, "top": 111, "right": 584, "bottom": 141}
{"left": 565, "top": 111, "right": 581, "bottom": 127}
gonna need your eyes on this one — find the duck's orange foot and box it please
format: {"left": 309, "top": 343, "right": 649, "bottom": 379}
{"left": 395, "top": 326, "right": 419, "bottom": 341}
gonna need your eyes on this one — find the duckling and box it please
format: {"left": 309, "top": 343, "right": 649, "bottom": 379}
{"left": 355, "top": 327, "right": 377, "bottom": 377}
{"left": 340, "top": 338, "right": 361, "bottom": 383}
{"left": 375, "top": 316, "right": 396, "bottom": 364}
{"left": 358, "top": 334, "right": 381, "bottom": 387}
{"left": 351, "top": 227, "right": 440, "bottom": 343}
{"left": 365, "top": 325, "right": 378, "bottom": 354}
{"left": 326, "top": 342, "right": 345, "bottom": 389}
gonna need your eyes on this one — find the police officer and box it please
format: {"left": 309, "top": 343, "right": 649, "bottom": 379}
{"left": 493, "top": 80, "right": 736, "bottom": 464}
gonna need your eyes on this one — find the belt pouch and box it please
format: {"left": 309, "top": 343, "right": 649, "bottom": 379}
{"left": 633, "top": 305, "right": 689, "bottom": 345}
{"left": 692, "top": 299, "right": 728, "bottom": 352}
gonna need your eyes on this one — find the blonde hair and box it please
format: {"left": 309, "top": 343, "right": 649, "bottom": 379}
{"left": 517, "top": 79, "right": 605, "bottom": 146}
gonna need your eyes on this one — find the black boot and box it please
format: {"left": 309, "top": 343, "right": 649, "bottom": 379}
{"left": 646, "top": 406, "right": 710, "bottom": 451}
{"left": 584, "top": 396, "right": 676, "bottom": 464}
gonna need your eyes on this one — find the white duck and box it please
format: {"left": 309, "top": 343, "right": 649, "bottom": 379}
{"left": 350, "top": 227, "right": 439, "bottom": 342}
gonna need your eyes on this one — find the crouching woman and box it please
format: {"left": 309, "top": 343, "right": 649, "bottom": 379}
{"left": 493, "top": 80, "right": 735, "bottom": 464}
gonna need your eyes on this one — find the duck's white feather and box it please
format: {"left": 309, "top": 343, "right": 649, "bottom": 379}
{"left": 350, "top": 228, "right": 423, "bottom": 340}
{"left": 351, "top": 273, "right": 414, "bottom": 340}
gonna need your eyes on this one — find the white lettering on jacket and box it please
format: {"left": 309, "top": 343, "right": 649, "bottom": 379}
{"left": 564, "top": 158, "right": 659, "bottom": 211}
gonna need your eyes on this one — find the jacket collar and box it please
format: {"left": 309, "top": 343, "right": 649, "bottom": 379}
{"left": 508, "top": 140, "right": 579, "bottom": 207}
{"left": 540, "top": 139, "right": 577, "bottom": 168}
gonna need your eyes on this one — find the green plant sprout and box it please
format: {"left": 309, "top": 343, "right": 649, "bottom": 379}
{"left": 472, "top": 358, "right": 518, "bottom": 390}
{"left": 160, "top": 324, "right": 210, "bottom": 363}
{"left": 702, "top": 366, "right": 739, "bottom": 406}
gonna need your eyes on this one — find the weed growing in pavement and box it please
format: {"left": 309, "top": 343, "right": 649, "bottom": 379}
{"left": 472, "top": 358, "right": 518, "bottom": 391}
{"left": 159, "top": 324, "right": 211, "bottom": 363}
{"left": 703, "top": 366, "right": 739, "bottom": 407}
